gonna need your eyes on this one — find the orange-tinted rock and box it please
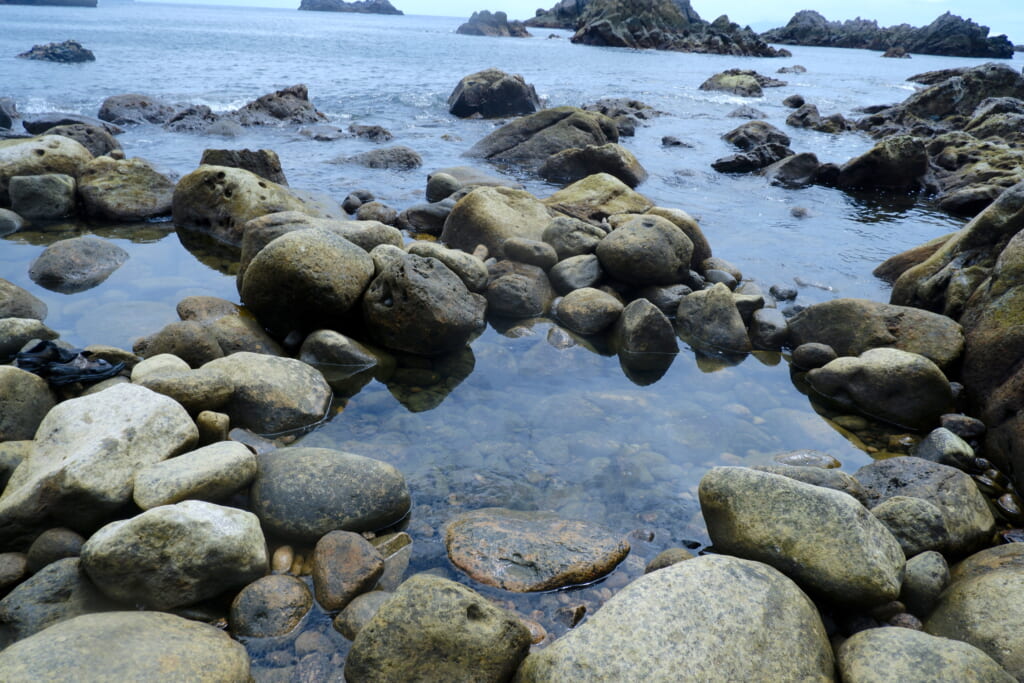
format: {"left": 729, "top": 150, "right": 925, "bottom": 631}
{"left": 311, "top": 530, "right": 384, "bottom": 611}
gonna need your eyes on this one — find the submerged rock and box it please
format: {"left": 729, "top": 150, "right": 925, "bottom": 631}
{"left": 700, "top": 69, "right": 786, "bottom": 97}
{"left": 445, "top": 508, "right": 629, "bottom": 591}
{"left": 516, "top": 554, "right": 833, "bottom": 680}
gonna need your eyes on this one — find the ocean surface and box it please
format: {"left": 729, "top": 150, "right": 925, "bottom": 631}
{"left": 0, "top": 1, "right": 1011, "bottom": 664}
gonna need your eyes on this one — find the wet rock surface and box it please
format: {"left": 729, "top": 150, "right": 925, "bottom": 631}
{"left": 445, "top": 508, "right": 629, "bottom": 591}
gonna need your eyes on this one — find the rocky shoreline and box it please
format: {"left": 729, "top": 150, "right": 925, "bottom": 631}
{"left": 2, "top": 57, "right": 1024, "bottom": 681}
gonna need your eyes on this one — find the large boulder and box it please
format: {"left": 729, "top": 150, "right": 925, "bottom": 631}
{"left": 787, "top": 298, "right": 964, "bottom": 370}
{"left": 80, "top": 501, "right": 267, "bottom": 610}
{"left": 9, "top": 173, "right": 76, "bottom": 220}
{"left": 485, "top": 261, "right": 554, "bottom": 318}
{"left": 854, "top": 456, "right": 996, "bottom": 557}
{"left": 132, "top": 441, "right": 257, "bottom": 510}
{"left": 199, "top": 148, "right": 287, "bottom": 185}
{"left": 98, "top": 93, "right": 175, "bottom": 125}
{"left": 543, "top": 172, "right": 653, "bottom": 224}
{"left": 171, "top": 165, "right": 311, "bottom": 246}
{"left": 0, "top": 611, "right": 250, "bottom": 681}
{"left": 447, "top": 68, "right": 539, "bottom": 119}
{"left": 43, "top": 123, "right": 121, "bottom": 158}
{"left": 362, "top": 250, "right": 487, "bottom": 356}
{"left": 201, "top": 352, "right": 332, "bottom": 434}
{"left": 440, "top": 185, "right": 552, "bottom": 257}
{"left": 77, "top": 156, "right": 175, "bottom": 221}
{"left": 28, "top": 236, "right": 128, "bottom": 294}
{"left": 555, "top": 287, "right": 624, "bottom": 335}
{"left": 0, "top": 366, "right": 54, "bottom": 442}
{"left": 467, "top": 106, "right": 619, "bottom": 173}
{"left": 596, "top": 214, "right": 691, "bottom": 285}
{"left": 0, "top": 558, "right": 110, "bottom": 643}
{"left": 342, "top": 146, "right": 423, "bottom": 170}
{"left": 806, "top": 348, "right": 953, "bottom": 430}
{"left": 445, "top": 508, "right": 629, "bottom": 591}
{"left": 700, "top": 69, "right": 784, "bottom": 97}
{"left": 0, "top": 135, "right": 93, "bottom": 206}
{"left": 16, "top": 40, "right": 95, "bottom": 63}
{"left": 346, "top": 573, "right": 531, "bottom": 682}
{"left": 233, "top": 84, "right": 324, "bottom": 126}
{"left": 239, "top": 227, "right": 375, "bottom": 337}
{"left": 926, "top": 544, "right": 1024, "bottom": 679}
{"left": 250, "top": 447, "right": 410, "bottom": 543}
{"left": 0, "top": 384, "right": 197, "bottom": 547}
{"left": 838, "top": 627, "right": 1014, "bottom": 682}
{"left": 836, "top": 134, "right": 930, "bottom": 192}
{"left": 699, "top": 467, "right": 905, "bottom": 605}
{"left": 0, "top": 279, "right": 46, "bottom": 320}
{"left": 516, "top": 554, "right": 833, "bottom": 681}
{"left": 455, "top": 10, "right": 531, "bottom": 38}
{"left": 539, "top": 142, "right": 647, "bottom": 188}
{"left": 676, "top": 283, "right": 752, "bottom": 353}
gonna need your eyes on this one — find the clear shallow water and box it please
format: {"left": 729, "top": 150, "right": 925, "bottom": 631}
{"left": 0, "top": 0, "right": 991, "bottom": 666}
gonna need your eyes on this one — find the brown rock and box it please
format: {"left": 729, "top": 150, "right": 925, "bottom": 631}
{"left": 311, "top": 531, "right": 385, "bottom": 611}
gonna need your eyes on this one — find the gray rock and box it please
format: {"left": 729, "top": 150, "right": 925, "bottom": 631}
{"left": 555, "top": 287, "right": 624, "bottom": 336}
{"left": 0, "top": 558, "right": 110, "bottom": 643}
{"left": 636, "top": 283, "right": 692, "bottom": 317}
{"left": 0, "top": 208, "right": 24, "bottom": 235}
{"left": 406, "top": 241, "right": 489, "bottom": 293}
{"left": 901, "top": 550, "right": 949, "bottom": 616}
{"left": 447, "top": 68, "right": 540, "bottom": 119}
{"left": 539, "top": 143, "right": 648, "bottom": 188}
{"left": 8, "top": 173, "right": 76, "bottom": 220}
{"left": 871, "top": 495, "right": 950, "bottom": 558}
{"left": 612, "top": 298, "right": 678, "bottom": 357}
{"left": 299, "top": 329, "right": 379, "bottom": 369}
{"left": 541, "top": 215, "right": 605, "bottom": 260}
{"left": 548, "top": 253, "right": 603, "bottom": 294}
{"left": 516, "top": 555, "right": 834, "bottom": 681}
{"left": 176, "top": 296, "right": 283, "bottom": 357}
{"left": 0, "top": 611, "right": 250, "bottom": 681}
{"left": 543, "top": 172, "right": 653, "bottom": 224}
{"left": 25, "top": 528, "right": 84, "bottom": 573}
{"left": 356, "top": 201, "right": 398, "bottom": 225}
{"left": 807, "top": 348, "right": 952, "bottom": 430}
{"left": 441, "top": 185, "right": 552, "bottom": 258}
{"left": 362, "top": 251, "right": 486, "bottom": 356}
{"left": 676, "top": 283, "right": 752, "bottom": 353}
{"left": 596, "top": 214, "right": 692, "bottom": 286}
{"left": 855, "top": 456, "right": 996, "bottom": 557}
{"left": 201, "top": 352, "right": 333, "bottom": 434}
{"left": 763, "top": 152, "right": 821, "bottom": 187}
{"left": 0, "top": 279, "right": 46, "bottom": 321}
{"left": 792, "top": 342, "right": 837, "bottom": 369}
{"left": 234, "top": 84, "right": 324, "bottom": 125}
{"left": 0, "top": 135, "right": 92, "bottom": 206}
{"left": 837, "top": 134, "right": 929, "bottom": 192}
{"left": 0, "top": 366, "right": 55, "bottom": 442}
{"left": 81, "top": 500, "right": 268, "bottom": 610}
{"left": 239, "top": 227, "right": 375, "bottom": 337}
{"left": 311, "top": 530, "right": 384, "bottom": 610}
{"left": 28, "top": 235, "right": 128, "bottom": 294}
{"left": 200, "top": 148, "right": 287, "bottom": 185}
{"left": 333, "top": 591, "right": 392, "bottom": 640}
{"left": 699, "top": 467, "right": 905, "bottom": 605}
{"left": 426, "top": 172, "right": 462, "bottom": 202}
{"left": 250, "top": 447, "right": 410, "bottom": 543}
{"left": 838, "top": 627, "right": 1014, "bottom": 683}
{"left": 752, "top": 464, "right": 869, "bottom": 506}
{"left": 397, "top": 200, "right": 454, "bottom": 235}
{"left": 503, "top": 237, "right": 558, "bottom": 270}
{"left": 485, "top": 261, "right": 555, "bottom": 318}
{"left": 750, "top": 307, "right": 789, "bottom": 350}
{"left": 77, "top": 156, "right": 175, "bottom": 221}
{"left": 98, "top": 93, "right": 175, "bottom": 125}
{"left": 0, "top": 384, "right": 197, "bottom": 547}
{"left": 445, "top": 508, "right": 629, "bottom": 592}
{"left": 911, "top": 427, "right": 974, "bottom": 469}
{"left": 787, "top": 298, "right": 964, "bottom": 370}
{"left": 132, "top": 441, "right": 257, "bottom": 510}
{"left": 44, "top": 123, "right": 121, "bottom": 158}
{"left": 229, "top": 574, "right": 312, "bottom": 637}
{"left": 0, "top": 552, "right": 27, "bottom": 597}
{"left": 346, "top": 574, "right": 531, "bottom": 682}
{"left": 700, "top": 69, "right": 785, "bottom": 97}
{"left": 342, "top": 145, "right": 422, "bottom": 170}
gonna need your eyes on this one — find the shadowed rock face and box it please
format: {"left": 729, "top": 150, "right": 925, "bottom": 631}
{"left": 298, "top": 0, "right": 402, "bottom": 13}
{"left": 456, "top": 10, "right": 531, "bottom": 37}
{"left": 762, "top": 10, "right": 1014, "bottom": 59}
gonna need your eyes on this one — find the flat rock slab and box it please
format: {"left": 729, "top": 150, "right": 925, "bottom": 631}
{"left": 445, "top": 508, "right": 629, "bottom": 591}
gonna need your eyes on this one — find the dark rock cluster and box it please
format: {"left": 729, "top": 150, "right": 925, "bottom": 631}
{"left": 456, "top": 10, "right": 530, "bottom": 37}
{"left": 298, "top": 0, "right": 402, "bottom": 14}
{"left": 16, "top": 40, "right": 95, "bottom": 63}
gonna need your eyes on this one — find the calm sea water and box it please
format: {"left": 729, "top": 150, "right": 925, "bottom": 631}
{"left": 0, "top": 1, "right": 1002, "bottom": 664}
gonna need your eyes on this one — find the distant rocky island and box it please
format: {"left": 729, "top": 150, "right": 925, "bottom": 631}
{"left": 761, "top": 10, "right": 1014, "bottom": 59}
{"left": 529, "top": 0, "right": 783, "bottom": 57}
{"left": 0, "top": 0, "right": 96, "bottom": 6}
{"left": 457, "top": 10, "right": 530, "bottom": 38}
{"left": 298, "top": 0, "right": 402, "bottom": 14}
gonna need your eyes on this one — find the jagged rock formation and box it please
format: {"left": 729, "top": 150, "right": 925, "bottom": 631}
{"left": 761, "top": 11, "right": 1013, "bottom": 59}
{"left": 17, "top": 40, "right": 95, "bottom": 62}
{"left": 567, "top": 0, "right": 783, "bottom": 57}
{"left": 457, "top": 10, "right": 530, "bottom": 37}
{"left": 298, "top": 0, "right": 402, "bottom": 14}
{"left": 527, "top": 0, "right": 700, "bottom": 29}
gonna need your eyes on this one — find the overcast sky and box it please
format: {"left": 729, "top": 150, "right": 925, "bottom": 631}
{"left": 147, "top": 0, "right": 1022, "bottom": 42}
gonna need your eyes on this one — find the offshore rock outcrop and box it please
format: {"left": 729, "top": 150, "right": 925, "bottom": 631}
{"left": 761, "top": 11, "right": 1013, "bottom": 59}
{"left": 570, "top": 0, "right": 783, "bottom": 57}
{"left": 17, "top": 40, "right": 95, "bottom": 63}
{"left": 457, "top": 10, "right": 530, "bottom": 37}
{"left": 298, "top": 0, "right": 402, "bottom": 14}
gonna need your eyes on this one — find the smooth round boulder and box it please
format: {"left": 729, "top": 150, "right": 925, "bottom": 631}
{"left": 445, "top": 508, "right": 629, "bottom": 592}
{"left": 441, "top": 185, "right": 552, "bottom": 258}
{"left": 406, "top": 241, "right": 489, "bottom": 293}
{"left": 333, "top": 590, "right": 392, "bottom": 641}
{"left": 346, "top": 573, "right": 531, "bottom": 682}
{"left": 0, "top": 279, "right": 46, "bottom": 321}
{"left": 485, "top": 261, "right": 555, "bottom": 318}
{"left": 807, "top": 348, "right": 953, "bottom": 430}
{"left": 539, "top": 143, "right": 648, "bottom": 188}
{"left": 901, "top": 550, "right": 950, "bottom": 616}
{"left": 80, "top": 500, "right": 268, "bottom": 610}
{"left": 8, "top": 173, "right": 76, "bottom": 220}
{"left": 556, "top": 287, "right": 624, "bottom": 336}
{"left": 447, "top": 68, "right": 540, "bottom": 119}
{"left": 548, "top": 253, "right": 603, "bottom": 294}
{"left": 132, "top": 441, "right": 257, "bottom": 510}
{"left": 699, "top": 466, "right": 905, "bottom": 605}
{"left": 516, "top": 555, "right": 834, "bottom": 681}
{"left": 0, "top": 611, "right": 250, "bottom": 682}
{"left": 543, "top": 172, "right": 653, "bottom": 224}
{"left": 28, "top": 236, "right": 128, "bottom": 294}
{"left": 77, "top": 156, "right": 175, "bottom": 221}
{"left": 250, "top": 447, "right": 411, "bottom": 543}
{"left": 229, "top": 574, "right": 312, "bottom": 638}
{"left": 0, "top": 366, "right": 55, "bottom": 442}
{"left": 311, "top": 530, "right": 385, "bottom": 611}
{"left": 839, "top": 627, "right": 1014, "bottom": 682}
{"left": 362, "top": 251, "right": 486, "bottom": 356}
{"left": 541, "top": 215, "right": 605, "bottom": 260}
{"left": 25, "top": 528, "right": 84, "bottom": 573}
{"left": 0, "top": 557, "right": 110, "bottom": 642}
{"left": 596, "top": 214, "right": 692, "bottom": 286}
{"left": 0, "top": 135, "right": 93, "bottom": 206}
{"left": 612, "top": 297, "right": 678, "bottom": 357}
{"left": 503, "top": 237, "right": 558, "bottom": 270}
{"left": 240, "top": 227, "right": 375, "bottom": 337}
{"left": 676, "top": 283, "right": 752, "bottom": 353}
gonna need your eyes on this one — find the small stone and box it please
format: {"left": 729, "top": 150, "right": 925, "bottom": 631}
{"left": 229, "top": 574, "right": 312, "bottom": 638}
{"left": 311, "top": 530, "right": 385, "bottom": 611}
{"left": 333, "top": 590, "right": 392, "bottom": 640}
{"left": 25, "top": 528, "right": 84, "bottom": 573}
{"left": 645, "top": 548, "right": 695, "bottom": 573}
